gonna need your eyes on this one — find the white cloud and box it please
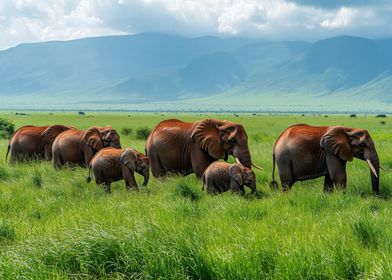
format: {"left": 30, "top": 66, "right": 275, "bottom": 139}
{"left": 0, "top": 0, "right": 391, "bottom": 50}
{"left": 320, "top": 7, "right": 358, "bottom": 29}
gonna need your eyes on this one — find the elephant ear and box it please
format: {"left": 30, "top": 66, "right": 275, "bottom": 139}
{"left": 84, "top": 127, "right": 103, "bottom": 151}
{"left": 40, "top": 125, "right": 73, "bottom": 153}
{"left": 120, "top": 149, "right": 136, "bottom": 171}
{"left": 41, "top": 125, "right": 73, "bottom": 145}
{"left": 229, "top": 164, "right": 244, "bottom": 186}
{"left": 190, "top": 119, "right": 225, "bottom": 159}
{"left": 320, "top": 126, "right": 353, "bottom": 161}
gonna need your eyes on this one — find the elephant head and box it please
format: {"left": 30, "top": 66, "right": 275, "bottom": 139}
{"left": 84, "top": 126, "right": 121, "bottom": 151}
{"left": 229, "top": 163, "right": 257, "bottom": 194}
{"left": 191, "top": 119, "right": 258, "bottom": 169}
{"left": 120, "top": 149, "right": 150, "bottom": 186}
{"left": 320, "top": 126, "right": 379, "bottom": 194}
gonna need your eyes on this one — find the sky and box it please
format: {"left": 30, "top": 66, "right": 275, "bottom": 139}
{"left": 0, "top": 0, "right": 392, "bottom": 50}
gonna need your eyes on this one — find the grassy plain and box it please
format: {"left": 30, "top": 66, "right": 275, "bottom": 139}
{"left": 0, "top": 112, "right": 392, "bottom": 279}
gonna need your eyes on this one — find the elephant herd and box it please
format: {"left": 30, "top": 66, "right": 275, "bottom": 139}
{"left": 5, "top": 118, "right": 381, "bottom": 195}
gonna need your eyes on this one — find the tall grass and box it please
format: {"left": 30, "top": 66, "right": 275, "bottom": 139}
{"left": 0, "top": 113, "right": 392, "bottom": 279}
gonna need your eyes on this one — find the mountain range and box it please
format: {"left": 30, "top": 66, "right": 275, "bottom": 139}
{"left": 1, "top": 32, "right": 392, "bottom": 112}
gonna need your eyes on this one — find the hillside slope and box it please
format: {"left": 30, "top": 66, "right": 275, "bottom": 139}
{"left": 0, "top": 33, "right": 391, "bottom": 111}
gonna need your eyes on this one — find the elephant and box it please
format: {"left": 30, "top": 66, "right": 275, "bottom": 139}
{"left": 146, "top": 118, "right": 261, "bottom": 178}
{"left": 270, "top": 124, "right": 380, "bottom": 194}
{"left": 6, "top": 125, "right": 73, "bottom": 162}
{"left": 202, "top": 161, "right": 257, "bottom": 195}
{"left": 52, "top": 126, "right": 121, "bottom": 169}
{"left": 87, "top": 147, "right": 149, "bottom": 192}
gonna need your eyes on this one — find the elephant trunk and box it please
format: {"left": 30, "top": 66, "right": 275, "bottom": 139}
{"left": 365, "top": 148, "right": 380, "bottom": 195}
{"left": 142, "top": 169, "right": 149, "bottom": 186}
{"left": 233, "top": 147, "right": 252, "bottom": 169}
{"left": 249, "top": 180, "right": 257, "bottom": 194}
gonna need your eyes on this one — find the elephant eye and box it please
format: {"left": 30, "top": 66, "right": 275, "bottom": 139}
{"left": 229, "top": 138, "right": 236, "bottom": 144}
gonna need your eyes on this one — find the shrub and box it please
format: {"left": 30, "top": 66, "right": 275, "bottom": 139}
{"left": 380, "top": 121, "right": 386, "bottom": 125}
{"left": 121, "top": 127, "right": 133, "bottom": 136}
{"left": 376, "top": 114, "right": 387, "bottom": 118}
{"left": 0, "top": 118, "right": 15, "bottom": 139}
{"left": 136, "top": 127, "right": 151, "bottom": 140}
{"left": 350, "top": 114, "right": 356, "bottom": 118}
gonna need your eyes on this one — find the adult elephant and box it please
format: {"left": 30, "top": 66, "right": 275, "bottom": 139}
{"left": 52, "top": 126, "right": 121, "bottom": 169}
{"left": 270, "top": 124, "right": 380, "bottom": 194}
{"left": 6, "top": 125, "right": 73, "bottom": 162}
{"left": 146, "top": 118, "right": 260, "bottom": 178}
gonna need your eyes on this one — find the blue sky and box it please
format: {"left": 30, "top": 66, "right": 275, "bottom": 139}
{"left": 0, "top": 0, "right": 391, "bottom": 50}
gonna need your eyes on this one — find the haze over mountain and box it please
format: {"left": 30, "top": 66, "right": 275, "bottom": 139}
{"left": 1, "top": 32, "right": 392, "bottom": 111}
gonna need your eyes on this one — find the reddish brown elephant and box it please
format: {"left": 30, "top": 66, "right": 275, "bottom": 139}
{"left": 271, "top": 124, "right": 380, "bottom": 194}
{"left": 6, "top": 125, "right": 73, "bottom": 162}
{"left": 52, "top": 126, "right": 121, "bottom": 169}
{"left": 87, "top": 147, "right": 149, "bottom": 192}
{"left": 146, "top": 118, "right": 260, "bottom": 178}
{"left": 202, "top": 161, "right": 256, "bottom": 195}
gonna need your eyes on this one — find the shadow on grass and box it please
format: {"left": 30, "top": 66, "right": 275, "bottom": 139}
{"left": 175, "top": 183, "right": 201, "bottom": 202}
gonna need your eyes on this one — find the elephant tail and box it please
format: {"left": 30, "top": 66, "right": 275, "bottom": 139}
{"left": 86, "top": 163, "right": 92, "bottom": 183}
{"left": 5, "top": 143, "right": 10, "bottom": 162}
{"left": 269, "top": 153, "right": 278, "bottom": 190}
{"left": 201, "top": 172, "right": 206, "bottom": 191}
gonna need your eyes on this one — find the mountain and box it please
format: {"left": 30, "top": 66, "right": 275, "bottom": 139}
{"left": 0, "top": 33, "right": 392, "bottom": 111}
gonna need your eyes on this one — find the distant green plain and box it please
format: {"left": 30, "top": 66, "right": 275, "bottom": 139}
{"left": 1, "top": 112, "right": 392, "bottom": 279}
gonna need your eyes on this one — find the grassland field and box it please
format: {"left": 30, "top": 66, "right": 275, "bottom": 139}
{"left": 1, "top": 112, "right": 392, "bottom": 279}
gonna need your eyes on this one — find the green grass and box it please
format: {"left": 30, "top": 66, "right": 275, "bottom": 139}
{"left": 1, "top": 112, "right": 392, "bottom": 279}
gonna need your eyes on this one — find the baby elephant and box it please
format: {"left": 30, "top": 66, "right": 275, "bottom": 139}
{"left": 202, "top": 162, "right": 257, "bottom": 195}
{"left": 87, "top": 147, "right": 149, "bottom": 192}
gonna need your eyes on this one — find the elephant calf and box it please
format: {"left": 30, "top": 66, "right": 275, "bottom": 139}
{"left": 87, "top": 147, "right": 149, "bottom": 192}
{"left": 202, "top": 162, "right": 256, "bottom": 195}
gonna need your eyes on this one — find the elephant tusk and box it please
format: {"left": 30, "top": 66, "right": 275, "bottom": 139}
{"left": 366, "top": 159, "right": 378, "bottom": 178}
{"left": 235, "top": 157, "right": 241, "bottom": 164}
{"left": 251, "top": 162, "right": 263, "bottom": 170}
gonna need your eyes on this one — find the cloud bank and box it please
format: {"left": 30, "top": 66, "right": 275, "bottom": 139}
{"left": 0, "top": 0, "right": 391, "bottom": 50}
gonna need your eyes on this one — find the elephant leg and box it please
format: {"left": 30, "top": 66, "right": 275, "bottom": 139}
{"left": 95, "top": 177, "right": 111, "bottom": 193}
{"left": 53, "top": 152, "right": 64, "bottom": 170}
{"left": 323, "top": 175, "right": 334, "bottom": 193}
{"left": 123, "top": 168, "right": 138, "bottom": 190}
{"left": 149, "top": 149, "right": 166, "bottom": 177}
{"left": 43, "top": 145, "right": 52, "bottom": 161}
{"left": 102, "top": 182, "right": 112, "bottom": 193}
{"left": 235, "top": 185, "right": 245, "bottom": 196}
{"left": 326, "top": 154, "right": 347, "bottom": 190}
{"left": 191, "top": 152, "right": 214, "bottom": 178}
{"left": 83, "top": 146, "right": 95, "bottom": 167}
{"left": 277, "top": 159, "right": 294, "bottom": 192}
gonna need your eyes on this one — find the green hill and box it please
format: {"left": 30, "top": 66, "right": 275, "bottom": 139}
{"left": 0, "top": 33, "right": 391, "bottom": 112}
